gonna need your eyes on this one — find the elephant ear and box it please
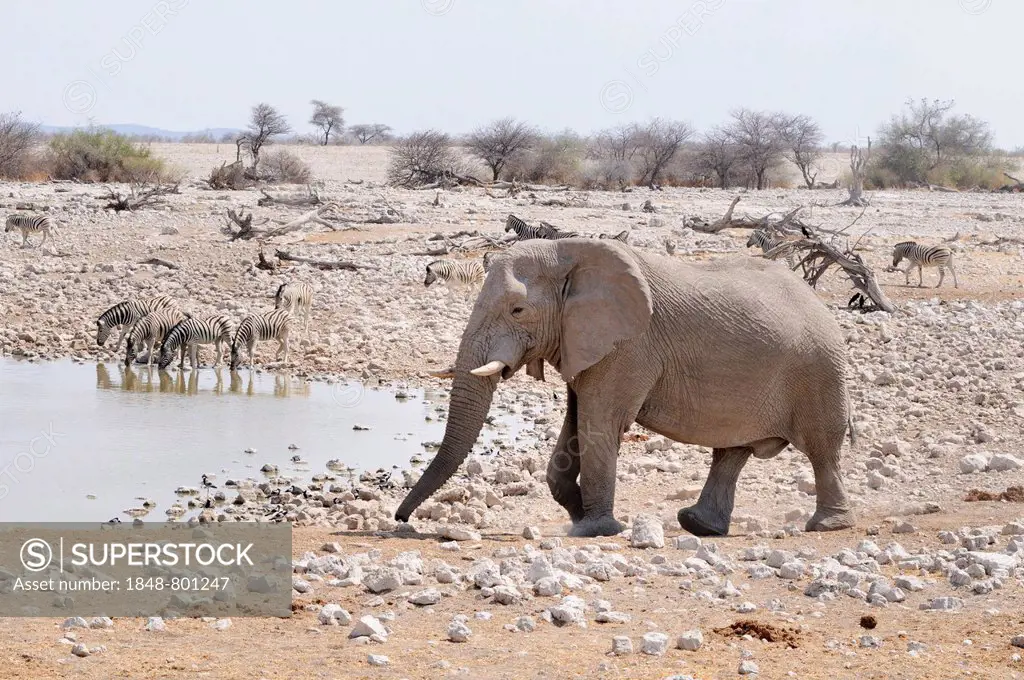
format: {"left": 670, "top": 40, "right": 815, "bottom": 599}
{"left": 555, "top": 240, "right": 653, "bottom": 381}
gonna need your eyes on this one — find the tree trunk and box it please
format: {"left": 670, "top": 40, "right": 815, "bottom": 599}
{"left": 395, "top": 370, "right": 496, "bottom": 522}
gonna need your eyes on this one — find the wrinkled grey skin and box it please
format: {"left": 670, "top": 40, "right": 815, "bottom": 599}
{"left": 395, "top": 239, "right": 855, "bottom": 537}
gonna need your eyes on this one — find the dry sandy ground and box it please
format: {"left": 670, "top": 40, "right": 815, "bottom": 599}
{"left": 1, "top": 145, "right": 1024, "bottom": 679}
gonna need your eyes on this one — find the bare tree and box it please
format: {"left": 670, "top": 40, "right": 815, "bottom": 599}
{"left": 386, "top": 130, "right": 461, "bottom": 187}
{"left": 591, "top": 123, "right": 642, "bottom": 161}
{"left": 309, "top": 100, "right": 344, "bottom": 145}
{"left": 238, "top": 103, "right": 291, "bottom": 169}
{"left": 842, "top": 137, "right": 871, "bottom": 207}
{"left": 725, "top": 108, "right": 787, "bottom": 189}
{"left": 466, "top": 117, "right": 539, "bottom": 181}
{"left": 0, "top": 111, "right": 40, "bottom": 179}
{"left": 690, "top": 127, "right": 740, "bottom": 188}
{"left": 877, "top": 98, "right": 993, "bottom": 184}
{"left": 633, "top": 118, "right": 693, "bottom": 187}
{"left": 350, "top": 123, "right": 393, "bottom": 145}
{"left": 776, "top": 113, "right": 824, "bottom": 189}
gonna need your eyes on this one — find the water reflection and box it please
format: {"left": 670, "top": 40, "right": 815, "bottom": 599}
{"left": 95, "top": 363, "right": 310, "bottom": 398}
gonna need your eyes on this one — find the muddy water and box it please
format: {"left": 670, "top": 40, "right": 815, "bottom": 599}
{"left": 0, "top": 359, "right": 476, "bottom": 523}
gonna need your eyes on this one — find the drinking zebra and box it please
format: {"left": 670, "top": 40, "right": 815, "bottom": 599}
{"left": 96, "top": 295, "right": 178, "bottom": 352}
{"left": 424, "top": 259, "right": 485, "bottom": 289}
{"left": 504, "top": 214, "right": 578, "bottom": 241}
{"left": 230, "top": 309, "right": 292, "bottom": 369}
{"left": 891, "top": 241, "right": 958, "bottom": 288}
{"left": 157, "top": 314, "right": 234, "bottom": 370}
{"left": 124, "top": 308, "right": 188, "bottom": 367}
{"left": 274, "top": 282, "right": 314, "bottom": 334}
{"left": 746, "top": 229, "right": 797, "bottom": 269}
{"left": 5, "top": 214, "right": 56, "bottom": 248}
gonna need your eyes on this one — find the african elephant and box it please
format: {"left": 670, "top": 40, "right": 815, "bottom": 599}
{"left": 395, "top": 238, "right": 856, "bottom": 537}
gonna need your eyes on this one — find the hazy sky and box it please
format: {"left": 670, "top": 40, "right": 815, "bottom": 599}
{"left": 3, "top": 0, "right": 1021, "bottom": 146}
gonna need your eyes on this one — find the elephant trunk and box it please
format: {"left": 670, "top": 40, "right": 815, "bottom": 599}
{"left": 394, "top": 370, "right": 496, "bottom": 522}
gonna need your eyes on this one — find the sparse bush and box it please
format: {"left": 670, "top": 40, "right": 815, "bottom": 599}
{"left": 181, "top": 133, "right": 215, "bottom": 143}
{"left": 725, "top": 108, "right": 787, "bottom": 189}
{"left": 0, "top": 111, "right": 42, "bottom": 180}
{"left": 580, "top": 158, "right": 635, "bottom": 190}
{"left": 208, "top": 160, "right": 249, "bottom": 190}
{"left": 48, "top": 128, "right": 166, "bottom": 183}
{"left": 309, "top": 100, "right": 344, "bottom": 146}
{"left": 503, "top": 130, "right": 585, "bottom": 185}
{"left": 387, "top": 130, "right": 464, "bottom": 187}
{"left": 260, "top": 149, "right": 313, "bottom": 184}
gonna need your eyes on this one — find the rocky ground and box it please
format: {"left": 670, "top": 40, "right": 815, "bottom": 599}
{"left": 1, "top": 145, "right": 1024, "bottom": 678}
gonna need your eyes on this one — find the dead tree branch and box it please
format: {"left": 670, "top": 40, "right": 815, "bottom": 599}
{"left": 274, "top": 250, "right": 379, "bottom": 271}
{"left": 139, "top": 258, "right": 179, "bottom": 270}
{"left": 222, "top": 208, "right": 269, "bottom": 240}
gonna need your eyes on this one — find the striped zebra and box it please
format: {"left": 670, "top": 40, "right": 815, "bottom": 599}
{"left": 274, "top": 282, "right": 314, "bottom": 334}
{"left": 892, "top": 241, "right": 958, "bottom": 288}
{"left": 124, "top": 308, "right": 188, "bottom": 367}
{"left": 157, "top": 315, "right": 234, "bottom": 370}
{"left": 598, "top": 230, "right": 630, "bottom": 244}
{"left": 96, "top": 295, "right": 178, "bottom": 352}
{"left": 424, "top": 259, "right": 485, "bottom": 289}
{"left": 230, "top": 309, "right": 292, "bottom": 369}
{"left": 504, "top": 214, "right": 578, "bottom": 241}
{"left": 746, "top": 229, "right": 797, "bottom": 269}
{"left": 5, "top": 214, "right": 56, "bottom": 248}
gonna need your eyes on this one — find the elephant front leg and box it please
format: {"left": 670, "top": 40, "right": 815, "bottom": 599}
{"left": 546, "top": 388, "right": 583, "bottom": 523}
{"left": 568, "top": 413, "right": 628, "bottom": 538}
{"left": 678, "top": 447, "right": 752, "bottom": 536}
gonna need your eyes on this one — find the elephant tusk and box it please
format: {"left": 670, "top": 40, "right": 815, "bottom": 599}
{"left": 427, "top": 367, "right": 456, "bottom": 379}
{"left": 469, "top": 360, "right": 507, "bottom": 377}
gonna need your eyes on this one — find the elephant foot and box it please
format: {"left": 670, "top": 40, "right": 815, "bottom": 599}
{"left": 568, "top": 514, "right": 625, "bottom": 538}
{"left": 805, "top": 508, "right": 855, "bottom": 532}
{"left": 677, "top": 505, "right": 730, "bottom": 537}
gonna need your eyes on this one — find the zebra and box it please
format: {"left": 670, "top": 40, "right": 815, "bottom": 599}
{"left": 598, "top": 230, "right": 630, "bottom": 243}
{"left": 273, "top": 282, "right": 314, "bottom": 335}
{"left": 504, "top": 214, "right": 578, "bottom": 241}
{"left": 230, "top": 309, "right": 292, "bottom": 369}
{"left": 96, "top": 295, "right": 178, "bottom": 352}
{"left": 157, "top": 314, "right": 234, "bottom": 370}
{"left": 5, "top": 214, "right": 56, "bottom": 249}
{"left": 746, "top": 229, "right": 797, "bottom": 270}
{"left": 424, "top": 259, "right": 485, "bottom": 289}
{"left": 891, "top": 241, "right": 958, "bottom": 288}
{"left": 124, "top": 308, "right": 188, "bottom": 367}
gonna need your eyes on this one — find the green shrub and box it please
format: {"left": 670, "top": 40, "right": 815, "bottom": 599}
{"left": 48, "top": 128, "right": 166, "bottom": 182}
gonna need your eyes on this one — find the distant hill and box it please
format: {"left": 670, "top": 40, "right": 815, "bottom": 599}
{"left": 39, "top": 123, "right": 243, "bottom": 141}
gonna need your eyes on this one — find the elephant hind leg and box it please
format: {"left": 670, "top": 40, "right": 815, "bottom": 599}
{"left": 805, "top": 444, "right": 854, "bottom": 532}
{"left": 678, "top": 446, "right": 753, "bottom": 537}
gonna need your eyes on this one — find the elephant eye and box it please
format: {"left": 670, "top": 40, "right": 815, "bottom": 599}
{"left": 511, "top": 306, "right": 525, "bottom": 317}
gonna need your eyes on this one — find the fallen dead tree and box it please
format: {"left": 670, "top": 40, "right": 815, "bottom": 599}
{"left": 139, "top": 258, "right": 179, "bottom": 270}
{"left": 103, "top": 181, "right": 180, "bottom": 212}
{"left": 997, "top": 172, "right": 1023, "bottom": 193}
{"left": 273, "top": 249, "right": 379, "bottom": 271}
{"left": 686, "top": 196, "right": 809, "bottom": 234}
{"left": 257, "top": 188, "right": 322, "bottom": 207}
{"left": 263, "top": 203, "right": 362, "bottom": 238}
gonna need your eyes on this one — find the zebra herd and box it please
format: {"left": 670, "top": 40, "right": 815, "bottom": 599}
{"left": 94, "top": 282, "right": 314, "bottom": 371}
